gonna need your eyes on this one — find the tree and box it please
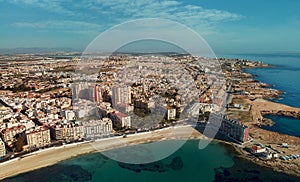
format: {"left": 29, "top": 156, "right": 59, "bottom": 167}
{"left": 15, "top": 135, "right": 25, "bottom": 152}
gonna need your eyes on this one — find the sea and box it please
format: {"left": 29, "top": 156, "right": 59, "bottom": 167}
{"left": 236, "top": 53, "right": 300, "bottom": 138}
{"left": 3, "top": 140, "right": 300, "bottom": 182}
{"left": 3, "top": 53, "right": 300, "bottom": 182}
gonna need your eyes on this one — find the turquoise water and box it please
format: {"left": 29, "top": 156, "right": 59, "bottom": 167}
{"left": 3, "top": 141, "right": 233, "bottom": 182}
{"left": 3, "top": 54, "right": 300, "bottom": 182}
{"left": 4, "top": 140, "right": 300, "bottom": 182}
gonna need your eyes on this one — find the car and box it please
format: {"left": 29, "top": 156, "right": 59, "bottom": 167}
{"left": 291, "top": 154, "right": 297, "bottom": 159}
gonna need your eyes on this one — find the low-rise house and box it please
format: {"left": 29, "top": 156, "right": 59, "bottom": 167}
{"left": 282, "top": 143, "right": 289, "bottom": 148}
{"left": 250, "top": 145, "right": 266, "bottom": 154}
{"left": 261, "top": 152, "right": 272, "bottom": 159}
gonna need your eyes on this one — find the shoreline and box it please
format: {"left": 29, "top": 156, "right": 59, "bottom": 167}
{"left": 225, "top": 62, "right": 300, "bottom": 177}
{"left": 1, "top": 59, "right": 300, "bottom": 180}
{"left": 0, "top": 125, "right": 206, "bottom": 180}
{"left": 1, "top": 123, "right": 300, "bottom": 180}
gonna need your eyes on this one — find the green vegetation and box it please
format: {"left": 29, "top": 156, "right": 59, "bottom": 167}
{"left": 37, "top": 86, "right": 63, "bottom": 93}
{"left": 0, "top": 84, "right": 34, "bottom": 93}
{"left": 99, "top": 68, "right": 115, "bottom": 72}
{"left": 175, "top": 109, "right": 181, "bottom": 119}
{"left": 51, "top": 66, "right": 75, "bottom": 73}
{"left": 198, "top": 111, "right": 210, "bottom": 121}
{"left": 133, "top": 108, "right": 151, "bottom": 118}
{"left": 161, "top": 92, "right": 177, "bottom": 100}
{"left": 15, "top": 135, "right": 25, "bottom": 152}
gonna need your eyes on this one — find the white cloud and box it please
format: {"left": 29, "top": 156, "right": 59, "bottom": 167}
{"left": 11, "top": 0, "right": 75, "bottom": 15}
{"left": 90, "top": 0, "right": 242, "bottom": 25}
{"left": 12, "top": 20, "right": 102, "bottom": 32}
{"left": 9, "top": 0, "right": 243, "bottom": 36}
{"left": 10, "top": 0, "right": 242, "bottom": 25}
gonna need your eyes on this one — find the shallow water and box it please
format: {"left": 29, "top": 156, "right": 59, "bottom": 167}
{"left": 4, "top": 140, "right": 300, "bottom": 182}
{"left": 3, "top": 54, "right": 300, "bottom": 182}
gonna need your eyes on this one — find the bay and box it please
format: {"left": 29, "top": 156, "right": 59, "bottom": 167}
{"left": 3, "top": 54, "right": 300, "bottom": 182}
{"left": 3, "top": 140, "right": 300, "bottom": 182}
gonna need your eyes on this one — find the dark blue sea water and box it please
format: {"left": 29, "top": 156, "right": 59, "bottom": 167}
{"left": 221, "top": 53, "right": 300, "bottom": 108}
{"left": 3, "top": 54, "right": 300, "bottom": 182}
{"left": 223, "top": 54, "right": 300, "bottom": 137}
{"left": 241, "top": 54, "right": 300, "bottom": 108}
{"left": 3, "top": 140, "right": 300, "bottom": 182}
{"left": 262, "top": 115, "right": 300, "bottom": 138}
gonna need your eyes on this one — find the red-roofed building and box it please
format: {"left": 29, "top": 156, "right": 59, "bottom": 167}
{"left": 250, "top": 145, "right": 266, "bottom": 154}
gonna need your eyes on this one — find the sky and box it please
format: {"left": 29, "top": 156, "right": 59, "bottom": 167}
{"left": 1, "top": 0, "right": 300, "bottom": 54}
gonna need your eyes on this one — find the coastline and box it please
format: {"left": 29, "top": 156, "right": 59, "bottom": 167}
{"left": 1, "top": 123, "right": 300, "bottom": 180}
{"left": 225, "top": 61, "right": 300, "bottom": 177}
{"left": 1, "top": 59, "right": 300, "bottom": 180}
{"left": 0, "top": 125, "right": 206, "bottom": 180}
{"left": 0, "top": 141, "right": 95, "bottom": 180}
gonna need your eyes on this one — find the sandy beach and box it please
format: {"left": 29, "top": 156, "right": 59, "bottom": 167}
{"left": 1, "top": 98, "right": 300, "bottom": 180}
{"left": 0, "top": 126, "right": 205, "bottom": 180}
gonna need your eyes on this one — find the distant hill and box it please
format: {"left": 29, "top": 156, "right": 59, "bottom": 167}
{"left": 112, "top": 51, "right": 190, "bottom": 56}
{"left": 0, "top": 48, "right": 191, "bottom": 57}
{"left": 237, "top": 52, "right": 300, "bottom": 59}
{"left": 0, "top": 47, "right": 81, "bottom": 55}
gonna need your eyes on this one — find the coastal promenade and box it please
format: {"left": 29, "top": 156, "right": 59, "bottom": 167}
{"left": 1, "top": 98, "right": 300, "bottom": 179}
{"left": 0, "top": 126, "right": 204, "bottom": 180}
{"left": 1, "top": 58, "right": 300, "bottom": 179}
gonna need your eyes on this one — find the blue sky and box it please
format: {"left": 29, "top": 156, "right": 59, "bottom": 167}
{"left": 1, "top": 0, "right": 300, "bottom": 54}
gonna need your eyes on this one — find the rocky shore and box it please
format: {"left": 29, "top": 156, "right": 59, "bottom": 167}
{"left": 261, "top": 110, "right": 300, "bottom": 118}
{"left": 1, "top": 59, "right": 299, "bottom": 179}
{"left": 224, "top": 59, "right": 300, "bottom": 177}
